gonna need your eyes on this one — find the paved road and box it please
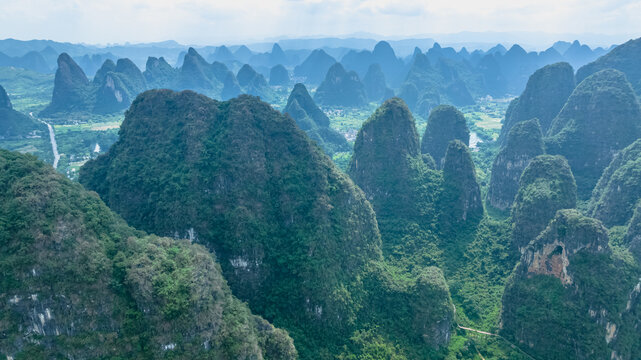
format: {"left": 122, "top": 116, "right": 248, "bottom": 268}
{"left": 30, "top": 112, "right": 60, "bottom": 169}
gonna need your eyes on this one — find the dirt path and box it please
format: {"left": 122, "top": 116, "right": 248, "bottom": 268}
{"left": 456, "top": 324, "right": 538, "bottom": 360}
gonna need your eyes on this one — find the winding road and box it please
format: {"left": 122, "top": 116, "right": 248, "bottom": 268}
{"left": 30, "top": 112, "right": 60, "bottom": 169}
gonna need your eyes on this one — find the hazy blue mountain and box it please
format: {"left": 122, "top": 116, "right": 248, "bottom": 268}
{"left": 293, "top": 49, "right": 337, "bottom": 84}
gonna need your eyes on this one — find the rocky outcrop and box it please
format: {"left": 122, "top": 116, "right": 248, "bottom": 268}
{"left": 440, "top": 140, "right": 483, "bottom": 226}
{"left": 94, "top": 58, "right": 147, "bottom": 114}
{"left": 589, "top": 140, "right": 641, "bottom": 227}
{"left": 498, "top": 62, "right": 575, "bottom": 144}
{"left": 523, "top": 209, "right": 610, "bottom": 285}
{"left": 92, "top": 59, "right": 117, "bottom": 85}
{"left": 487, "top": 119, "right": 545, "bottom": 210}
{"left": 500, "top": 209, "right": 641, "bottom": 360}
{"left": 546, "top": 69, "right": 641, "bottom": 198}
{"left": 314, "top": 62, "right": 368, "bottom": 107}
{"left": 421, "top": 105, "right": 470, "bottom": 168}
{"left": 511, "top": 155, "right": 577, "bottom": 252}
{"left": 283, "top": 83, "right": 348, "bottom": 155}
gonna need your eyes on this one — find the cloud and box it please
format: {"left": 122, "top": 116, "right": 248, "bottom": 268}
{"left": 0, "top": 0, "right": 638, "bottom": 45}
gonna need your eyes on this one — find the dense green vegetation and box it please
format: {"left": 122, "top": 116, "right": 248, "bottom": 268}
{"left": 487, "top": 119, "right": 544, "bottom": 211}
{"left": 347, "top": 97, "right": 523, "bottom": 359}
{"left": 501, "top": 209, "right": 641, "bottom": 359}
{"left": 577, "top": 37, "right": 641, "bottom": 95}
{"left": 0, "top": 149, "right": 296, "bottom": 359}
{"left": 4, "top": 35, "right": 641, "bottom": 360}
{"left": 79, "top": 90, "right": 455, "bottom": 359}
{"left": 284, "top": 83, "right": 349, "bottom": 155}
{"left": 626, "top": 203, "right": 641, "bottom": 260}
{"left": 348, "top": 98, "right": 427, "bottom": 220}
{"left": 589, "top": 139, "right": 641, "bottom": 227}
{"left": 314, "top": 63, "right": 368, "bottom": 107}
{"left": 497, "top": 62, "right": 575, "bottom": 144}
{"left": 511, "top": 155, "right": 577, "bottom": 251}
{"left": 439, "top": 140, "right": 483, "bottom": 229}
{"left": 421, "top": 105, "right": 470, "bottom": 168}
{"left": 546, "top": 69, "right": 641, "bottom": 198}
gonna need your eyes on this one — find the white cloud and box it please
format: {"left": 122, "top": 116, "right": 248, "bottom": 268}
{"left": 0, "top": 0, "right": 638, "bottom": 46}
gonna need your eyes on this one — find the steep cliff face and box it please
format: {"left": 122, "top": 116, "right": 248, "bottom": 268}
{"left": 40, "top": 53, "right": 93, "bottom": 115}
{"left": 589, "top": 139, "right": 641, "bottom": 227}
{"left": 93, "top": 59, "right": 147, "bottom": 114}
{"left": 0, "top": 149, "right": 296, "bottom": 359}
{"left": 498, "top": 62, "right": 575, "bottom": 144}
{"left": 283, "top": 83, "right": 349, "bottom": 155}
{"left": 546, "top": 69, "right": 641, "bottom": 198}
{"left": 522, "top": 210, "right": 610, "bottom": 285}
{"left": 0, "top": 83, "right": 11, "bottom": 109}
{"left": 439, "top": 140, "right": 483, "bottom": 227}
{"left": 511, "top": 155, "right": 577, "bottom": 252}
{"left": 348, "top": 97, "right": 424, "bottom": 216}
{"left": 348, "top": 97, "right": 442, "bottom": 254}
{"left": 421, "top": 105, "right": 470, "bottom": 168}
{"left": 92, "top": 58, "right": 116, "bottom": 85}
{"left": 501, "top": 209, "right": 641, "bottom": 360}
{"left": 487, "top": 119, "right": 545, "bottom": 210}
{"left": 626, "top": 202, "right": 641, "bottom": 260}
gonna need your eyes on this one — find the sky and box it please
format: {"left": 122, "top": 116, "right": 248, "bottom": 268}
{"left": 0, "top": 0, "right": 640, "bottom": 48}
